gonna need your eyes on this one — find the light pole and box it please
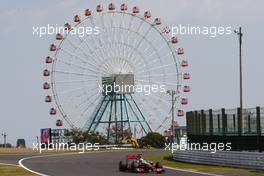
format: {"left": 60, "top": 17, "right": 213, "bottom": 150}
{"left": 234, "top": 27, "right": 244, "bottom": 134}
{"left": 167, "top": 90, "right": 176, "bottom": 144}
{"left": 1, "top": 132, "right": 7, "bottom": 148}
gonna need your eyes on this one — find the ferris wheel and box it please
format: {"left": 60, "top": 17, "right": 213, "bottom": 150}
{"left": 43, "top": 3, "right": 190, "bottom": 137}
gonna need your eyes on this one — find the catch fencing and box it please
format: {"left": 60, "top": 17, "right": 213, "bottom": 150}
{"left": 186, "top": 107, "right": 264, "bottom": 151}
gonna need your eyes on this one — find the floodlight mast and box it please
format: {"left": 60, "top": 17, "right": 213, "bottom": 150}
{"left": 1, "top": 132, "right": 7, "bottom": 148}
{"left": 234, "top": 27, "right": 244, "bottom": 134}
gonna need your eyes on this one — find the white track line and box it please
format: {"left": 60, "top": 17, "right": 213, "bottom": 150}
{"left": 18, "top": 151, "right": 109, "bottom": 176}
{"left": 19, "top": 156, "right": 49, "bottom": 176}
{"left": 0, "top": 162, "right": 20, "bottom": 167}
{"left": 18, "top": 151, "right": 221, "bottom": 176}
{"left": 164, "top": 166, "right": 223, "bottom": 176}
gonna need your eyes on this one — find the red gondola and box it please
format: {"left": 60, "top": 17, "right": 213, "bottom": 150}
{"left": 96, "top": 5, "right": 103, "bottom": 12}
{"left": 108, "top": 3, "right": 115, "bottom": 10}
{"left": 85, "top": 9, "right": 92, "bottom": 16}
{"left": 144, "top": 11, "right": 151, "bottom": 19}
{"left": 50, "top": 44, "right": 56, "bottom": 51}
{"left": 154, "top": 18, "right": 161, "bottom": 25}
{"left": 181, "top": 98, "right": 188, "bottom": 105}
{"left": 56, "top": 120, "right": 63, "bottom": 127}
{"left": 45, "top": 95, "right": 52, "bottom": 103}
{"left": 45, "top": 56, "right": 52, "bottom": 64}
{"left": 56, "top": 33, "right": 63, "bottom": 40}
{"left": 74, "top": 15, "right": 80, "bottom": 23}
{"left": 171, "top": 37, "right": 178, "bottom": 44}
{"left": 178, "top": 110, "right": 185, "bottom": 117}
{"left": 181, "top": 60, "right": 189, "bottom": 67}
{"left": 183, "top": 86, "right": 191, "bottom": 92}
{"left": 120, "top": 4, "right": 128, "bottom": 11}
{"left": 178, "top": 48, "right": 184, "bottom": 55}
{"left": 43, "top": 69, "right": 50, "bottom": 77}
{"left": 50, "top": 108, "right": 56, "bottom": 115}
{"left": 43, "top": 82, "right": 50, "bottom": 90}
{"left": 163, "top": 26, "right": 171, "bottom": 34}
{"left": 64, "top": 23, "right": 71, "bottom": 30}
{"left": 132, "top": 6, "right": 140, "bottom": 14}
{"left": 183, "top": 73, "right": 190, "bottom": 80}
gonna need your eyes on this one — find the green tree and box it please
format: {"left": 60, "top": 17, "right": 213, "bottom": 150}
{"left": 140, "top": 132, "right": 166, "bottom": 148}
{"left": 65, "top": 129, "right": 108, "bottom": 145}
{"left": 108, "top": 123, "right": 131, "bottom": 143}
{"left": 16, "top": 139, "right": 26, "bottom": 148}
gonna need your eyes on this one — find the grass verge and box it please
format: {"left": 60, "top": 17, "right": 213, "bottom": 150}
{"left": 0, "top": 164, "right": 35, "bottom": 176}
{"left": 144, "top": 153, "right": 264, "bottom": 176}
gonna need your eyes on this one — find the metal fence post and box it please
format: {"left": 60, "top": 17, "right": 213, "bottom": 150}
{"left": 248, "top": 114, "right": 251, "bottom": 133}
{"left": 209, "top": 109, "right": 213, "bottom": 136}
{"left": 238, "top": 108, "right": 242, "bottom": 136}
{"left": 256, "top": 107, "right": 262, "bottom": 152}
{"left": 217, "top": 114, "right": 220, "bottom": 134}
{"left": 222, "top": 108, "right": 227, "bottom": 136}
{"left": 195, "top": 111, "right": 198, "bottom": 135}
{"left": 233, "top": 114, "right": 236, "bottom": 133}
{"left": 201, "top": 110, "right": 206, "bottom": 135}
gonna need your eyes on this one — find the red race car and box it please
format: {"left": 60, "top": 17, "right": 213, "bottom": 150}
{"left": 119, "top": 154, "right": 165, "bottom": 174}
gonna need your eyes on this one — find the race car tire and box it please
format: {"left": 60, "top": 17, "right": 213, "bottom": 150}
{"left": 131, "top": 161, "right": 139, "bottom": 172}
{"left": 119, "top": 161, "right": 127, "bottom": 171}
{"left": 155, "top": 162, "right": 163, "bottom": 168}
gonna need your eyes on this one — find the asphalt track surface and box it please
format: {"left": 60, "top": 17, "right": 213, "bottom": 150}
{"left": 18, "top": 150, "right": 216, "bottom": 176}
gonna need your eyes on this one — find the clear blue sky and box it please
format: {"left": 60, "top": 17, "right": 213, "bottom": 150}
{"left": 0, "top": 0, "right": 263, "bottom": 146}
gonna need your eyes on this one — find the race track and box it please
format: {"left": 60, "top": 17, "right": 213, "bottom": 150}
{"left": 19, "top": 150, "right": 217, "bottom": 176}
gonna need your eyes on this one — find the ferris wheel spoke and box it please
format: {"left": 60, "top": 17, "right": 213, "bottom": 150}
{"left": 126, "top": 15, "right": 135, "bottom": 45}
{"left": 135, "top": 93, "right": 171, "bottom": 128}
{"left": 102, "top": 27, "right": 150, "bottom": 71}
{"left": 59, "top": 84, "right": 99, "bottom": 108}
{"left": 136, "top": 63, "right": 173, "bottom": 75}
{"left": 59, "top": 48, "right": 87, "bottom": 64}
{"left": 72, "top": 94, "right": 101, "bottom": 126}
{"left": 55, "top": 78, "right": 98, "bottom": 84}
{"left": 118, "top": 41, "right": 149, "bottom": 74}
{"left": 75, "top": 90, "right": 100, "bottom": 109}
{"left": 98, "top": 14, "right": 115, "bottom": 66}
{"left": 137, "top": 72, "right": 180, "bottom": 79}
{"left": 60, "top": 47, "right": 110, "bottom": 76}
{"left": 81, "top": 37, "right": 113, "bottom": 73}
{"left": 136, "top": 78, "right": 180, "bottom": 87}
{"left": 54, "top": 70, "right": 99, "bottom": 78}
{"left": 149, "top": 52, "right": 174, "bottom": 66}
{"left": 57, "top": 59, "right": 102, "bottom": 75}
{"left": 79, "top": 94, "right": 102, "bottom": 119}
{"left": 126, "top": 26, "right": 152, "bottom": 63}
{"left": 72, "top": 22, "right": 107, "bottom": 67}
{"left": 111, "top": 27, "right": 162, "bottom": 73}
{"left": 86, "top": 17, "right": 111, "bottom": 66}
{"left": 89, "top": 16, "right": 101, "bottom": 48}
{"left": 132, "top": 20, "right": 144, "bottom": 53}
{"left": 57, "top": 85, "right": 99, "bottom": 95}
{"left": 91, "top": 44, "right": 115, "bottom": 73}
{"left": 95, "top": 17, "right": 118, "bottom": 68}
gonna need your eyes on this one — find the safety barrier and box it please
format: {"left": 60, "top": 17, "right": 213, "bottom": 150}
{"left": 172, "top": 150, "right": 264, "bottom": 170}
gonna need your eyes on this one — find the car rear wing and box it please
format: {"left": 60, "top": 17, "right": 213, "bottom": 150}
{"left": 127, "top": 154, "right": 142, "bottom": 159}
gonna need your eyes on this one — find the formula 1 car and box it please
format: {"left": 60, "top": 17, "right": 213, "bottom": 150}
{"left": 119, "top": 154, "right": 165, "bottom": 173}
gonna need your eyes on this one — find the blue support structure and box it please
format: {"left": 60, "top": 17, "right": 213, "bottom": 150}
{"left": 84, "top": 93, "right": 151, "bottom": 142}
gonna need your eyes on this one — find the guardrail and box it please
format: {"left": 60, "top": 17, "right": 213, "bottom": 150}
{"left": 172, "top": 150, "right": 264, "bottom": 170}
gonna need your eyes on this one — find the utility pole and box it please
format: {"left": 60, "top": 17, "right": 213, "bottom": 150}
{"left": 167, "top": 90, "right": 176, "bottom": 144}
{"left": 234, "top": 27, "right": 244, "bottom": 134}
{"left": 1, "top": 132, "right": 7, "bottom": 148}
